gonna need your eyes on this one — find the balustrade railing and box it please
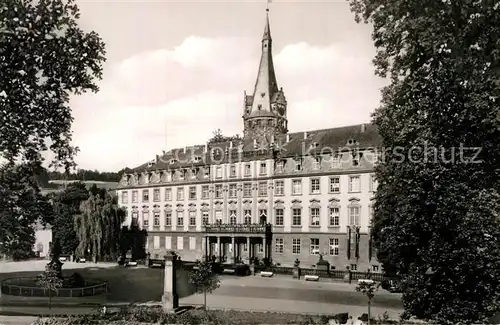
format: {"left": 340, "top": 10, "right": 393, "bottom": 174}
{"left": 203, "top": 223, "right": 269, "bottom": 233}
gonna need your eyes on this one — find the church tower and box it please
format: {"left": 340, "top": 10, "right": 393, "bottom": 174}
{"left": 243, "top": 9, "right": 288, "bottom": 148}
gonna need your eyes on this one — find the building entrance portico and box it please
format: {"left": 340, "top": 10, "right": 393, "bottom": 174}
{"left": 203, "top": 223, "right": 272, "bottom": 264}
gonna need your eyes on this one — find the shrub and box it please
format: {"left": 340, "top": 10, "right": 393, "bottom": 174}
{"left": 67, "top": 272, "right": 85, "bottom": 288}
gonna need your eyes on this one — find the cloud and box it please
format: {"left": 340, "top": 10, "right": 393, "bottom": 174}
{"left": 67, "top": 35, "right": 385, "bottom": 171}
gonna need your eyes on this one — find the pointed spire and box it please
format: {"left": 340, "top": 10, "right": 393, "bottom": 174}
{"left": 263, "top": 10, "right": 271, "bottom": 41}
{"left": 248, "top": 9, "right": 278, "bottom": 115}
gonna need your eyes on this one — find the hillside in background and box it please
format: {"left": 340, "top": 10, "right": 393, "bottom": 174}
{"left": 36, "top": 167, "right": 132, "bottom": 189}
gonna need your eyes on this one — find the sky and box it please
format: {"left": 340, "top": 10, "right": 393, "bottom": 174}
{"left": 65, "top": 0, "right": 386, "bottom": 172}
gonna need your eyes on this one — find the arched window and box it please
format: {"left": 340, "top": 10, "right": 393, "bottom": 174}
{"left": 229, "top": 214, "right": 237, "bottom": 225}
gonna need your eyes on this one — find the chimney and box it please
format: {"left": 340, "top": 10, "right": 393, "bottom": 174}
{"left": 184, "top": 146, "right": 188, "bottom": 153}
{"left": 162, "top": 150, "right": 166, "bottom": 155}
{"left": 286, "top": 134, "right": 290, "bottom": 142}
{"left": 156, "top": 155, "right": 159, "bottom": 163}
{"left": 230, "top": 141, "right": 233, "bottom": 148}
{"left": 304, "top": 131, "right": 308, "bottom": 139}
{"left": 271, "top": 135, "right": 275, "bottom": 144}
{"left": 253, "top": 139, "right": 257, "bottom": 148}
{"left": 361, "top": 124, "right": 366, "bottom": 133}
{"left": 204, "top": 144, "right": 207, "bottom": 153}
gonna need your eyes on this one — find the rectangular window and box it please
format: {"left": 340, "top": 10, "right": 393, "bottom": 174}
{"left": 332, "top": 155, "right": 341, "bottom": 168}
{"left": 229, "top": 184, "right": 237, "bottom": 198}
{"left": 132, "top": 191, "right": 138, "bottom": 203}
{"left": 177, "top": 211, "right": 184, "bottom": 226}
{"left": 202, "top": 211, "right": 209, "bottom": 225}
{"left": 329, "top": 238, "right": 339, "bottom": 256}
{"left": 329, "top": 207, "right": 340, "bottom": 226}
{"left": 153, "top": 236, "right": 160, "bottom": 249}
{"left": 188, "top": 186, "right": 196, "bottom": 200}
{"left": 295, "top": 159, "right": 302, "bottom": 171}
{"left": 189, "top": 237, "right": 196, "bottom": 250}
{"left": 312, "top": 157, "right": 321, "bottom": 170}
{"left": 132, "top": 211, "right": 138, "bottom": 220}
{"left": 164, "top": 211, "right": 172, "bottom": 226}
{"left": 121, "top": 191, "right": 128, "bottom": 204}
{"left": 215, "top": 211, "right": 223, "bottom": 224}
{"left": 292, "top": 238, "right": 301, "bottom": 254}
{"left": 244, "top": 210, "right": 252, "bottom": 224}
{"left": 349, "top": 175, "right": 361, "bottom": 192}
{"left": 229, "top": 210, "right": 237, "bottom": 224}
{"left": 165, "top": 188, "right": 172, "bottom": 201}
{"left": 329, "top": 177, "right": 340, "bottom": 193}
{"left": 310, "top": 238, "right": 320, "bottom": 255}
{"left": 153, "top": 189, "right": 160, "bottom": 202}
{"left": 177, "top": 237, "right": 183, "bottom": 250}
{"left": 350, "top": 264, "right": 357, "bottom": 271}
{"left": 310, "top": 208, "right": 320, "bottom": 226}
{"left": 142, "top": 190, "right": 149, "bottom": 203}
{"left": 259, "top": 162, "right": 267, "bottom": 175}
{"left": 244, "top": 164, "right": 251, "bottom": 176}
{"left": 310, "top": 178, "right": 320, "bottom": 194}
{"left": 154, "top": 211, "right": 160, "bottom": 227}
{"left": 275, "top": 180, "right": 284, "bottom": 195}
{"left": 292, "top": 180, "right": 302, "bottom": 195}
{"left": 201, "top": 186, "right": 209, "bottom": 199}
{"left": 243, "top": 183, "right": 252, "bottom": 197}
{"left": 349, "top": 206, "right": 360, "bottom": 225}
{"left": 142, "top": 211, "right": 149, "bottom": 227}
{"left": 276, "top": 161, "right": 284, "bottom": 173}
{"left": 215, "top": 184, "right": 223, "bottom": 199}
{"left": 204, "top": 168, "right": 209, "bottom": 178}
{"left": 177, "top": 187, "right": 184, "bottom": 201}
{"left": 216, "top": 166, "right": 222, "bottom": 178}
{"left": 275, "top": 209, "right": 284, "bottom": 226}
{"left": 230, "top": 165, "right": 236, "bottom": 177}
{"left": 189, "top": 211, "right": 196, "bottom": 226}
{"left": 292, "top": 208, "right": 301, "bottom": 226}
{"left": 258, "top": 182, "right": 267, "bottom": 196}
{"left": 165, "top": 236, "right": 171, "bottom": 249}
{"left": 275, "top": 238, "right": 284, "bottom": 254}
{"left": 372, "top": 265, "right": 379, "bottom": 272}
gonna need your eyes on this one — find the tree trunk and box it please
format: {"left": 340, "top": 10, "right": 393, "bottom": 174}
{"left": 367, "top": 299, "right": 371, "bottom": 325}
{"left": 204, "top": 289, "right": 207, "bottom": 311}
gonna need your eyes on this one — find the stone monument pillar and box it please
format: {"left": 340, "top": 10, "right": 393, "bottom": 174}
{"left": 162, "top": 252, "right": 179, "bottom": 312}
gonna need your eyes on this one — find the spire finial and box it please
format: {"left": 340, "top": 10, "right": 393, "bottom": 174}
{"left": 266, "top": 0, "right": 271, "bottom": 12}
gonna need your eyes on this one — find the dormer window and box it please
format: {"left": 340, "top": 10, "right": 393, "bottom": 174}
{"left": 204, "top": 167, "right": 210, "bottom": 178}
{"left": 261, "top": 92, "right": 265, "bottom": 98}
{"left": 194, "top": 156, "right": 202, "bottom": 163}
{"left": 311, "top": 142, "right": 319, "bottom": 149}
{"left": 313, "top": 156, "right": 321, "bottom": 170}
{"left": 276, "top": 160, "right": 284, "bottom": 173}
{"left": 166, "top": 172, "right": 172, "bottom": 182}
{"left": 191, "top": 168, "right": 197, "bottom": 179}
{"left": 295, "top": 158, "right": 303, "bottom": 171}
{"left": 169, "top": 159, "right": 177, "bottom": 165}
{"left": 179, "top": 170, "right": 185, "bottom": 180}
{"left": 258, "top": 104, "right": 262, "bottom": 110}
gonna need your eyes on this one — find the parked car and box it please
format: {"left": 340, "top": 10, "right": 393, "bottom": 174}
{"left": 76, "top": 257, "right": 86, "bottom": 263}
{"left": 381, "top": 279, "right": 402, "bottom": 293}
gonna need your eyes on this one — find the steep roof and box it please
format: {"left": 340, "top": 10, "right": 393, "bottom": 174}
{"left": 132, "top": 123, "right": 380, "bottom": 173}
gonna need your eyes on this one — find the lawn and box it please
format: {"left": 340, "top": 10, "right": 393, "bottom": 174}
{"left": 0, "top": 266, "right": 165, "bottom": 303}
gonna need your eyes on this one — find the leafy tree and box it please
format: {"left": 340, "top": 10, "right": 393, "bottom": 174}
{"left": 355, "top": 281, "right": 380, "bottom": 325}
{"left": 349, "top": 0, "right": 500, "bottom": 324}
{"left": 188, "top": 259, "right": 220, "bottom": 310}
{"left": 207, "top": 128, "right": 242, "bottom": 144}
{"left": 0, "top": 164, "right": 53, "bottom": 260}
{"left": 0, "top": 0, "right": 105, "bottom": 258}
{"left": 74, "top": 191, "right": 125, "bottom": 261}
{"left": 49, "top": 182, "right": 89, "bottom": 256}
{"left": 37, "top": 264, "right": 64, "bottom": 310}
